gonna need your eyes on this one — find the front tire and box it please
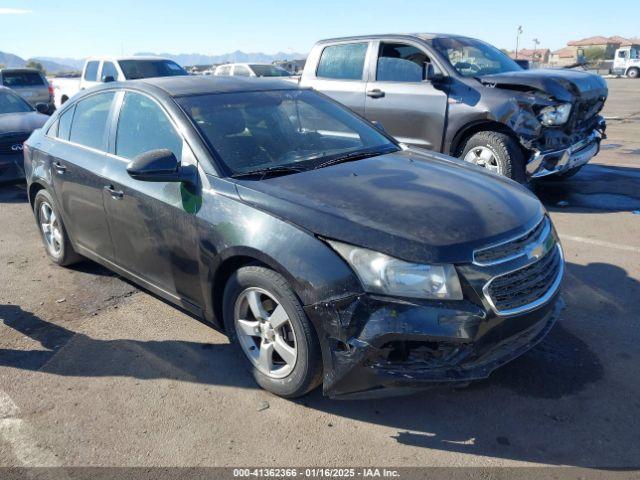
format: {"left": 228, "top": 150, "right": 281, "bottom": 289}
{"left": 223, "top": 266, "right": 323, "bottom": 398}
{"left": 459, "top": 131, "right": 527, "bottom": 183}
{"left": 627, "top": 68, "right": 639, "bottom": 79}
{"left": 33, "top": 189, "right": 81, "bottom": 267}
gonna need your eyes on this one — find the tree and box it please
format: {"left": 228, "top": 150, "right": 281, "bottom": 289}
{"left": 582, "top": 47, "right": 606, "bottom": 62}
{"left": 25, "top": 60, "right": 46, "bottom": 74}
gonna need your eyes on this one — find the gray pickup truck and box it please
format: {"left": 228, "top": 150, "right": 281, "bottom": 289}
{"left": 0, "top": 68, "right": 55, "bottom": 115}
{"left": 300, "top": 34, "right": 608, "bottom": 182}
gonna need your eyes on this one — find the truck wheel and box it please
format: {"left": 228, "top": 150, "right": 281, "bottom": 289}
{"left": 628, "top": 68, "right": 639, "bottom": 79}
{"left": 223, "top": 266, "right": 323, "bottom": 398}
{"left": 459, "top": 131, "right": 527, "bottom": 183}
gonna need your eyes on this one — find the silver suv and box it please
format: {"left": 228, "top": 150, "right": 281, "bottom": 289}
{"left": 0, "top": 68, "right": 54, "bottom": 115}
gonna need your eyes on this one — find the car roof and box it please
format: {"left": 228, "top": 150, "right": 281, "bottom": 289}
{"left": 114, "top": 75, "right": 300, "bottom": 97}
{"left": 315, "top": 33, "right": 473, "bottom": 44}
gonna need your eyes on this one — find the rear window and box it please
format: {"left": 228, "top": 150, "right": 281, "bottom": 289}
{"left": 69, "top": 92, "right": 115, "bottom": 150}
{"left": 2, "top": 71, "right": 45, "bottom": 87}
{"left": 316, "top": 43, "right": 368, "bottom": 80}
{"left": 118, "top": 60, "right": 187, "bottom": 80}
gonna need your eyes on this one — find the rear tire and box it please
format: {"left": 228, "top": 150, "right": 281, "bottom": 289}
{"left": 458, "top": 131, "right": 527, "bottom": 183}
{"left": 627, "top": 68, "right": 639, "bottom": 79}
{"left": 223, "top": 266, "right": 323, "bottom": 398}
{"left": 33, "top": 189, "right": 81, "bottom": 267}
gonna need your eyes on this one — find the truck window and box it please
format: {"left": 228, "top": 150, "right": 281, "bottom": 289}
{"left": 84, "top": 61, "right": 99, "bottom": 81}
{"left": 234, "top": 65, "right": 252, "bottom": 77}
{"left": 618, "top": 50, "right": 627, "bottom": 58}
{"left": 377, "top": 43, "right": 429, "bottom": 82}
{"left": 2, "top": 71, "right": 46, "bottom": 87}
{"left": 316, "top": 43, "right": 368, "bottom": 80}
{"left": 69, "top": 92, "right": 115, "bottom": 150}
{"left": 101, "top": 62, "right": 119, "bottom": 81}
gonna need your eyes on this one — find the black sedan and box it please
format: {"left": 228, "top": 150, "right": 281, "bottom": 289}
{"left": 0, "top": 86, "right": 49, "bottom": 183}
{"left": 24, "top": 77, "right": 564, "bottom": 398}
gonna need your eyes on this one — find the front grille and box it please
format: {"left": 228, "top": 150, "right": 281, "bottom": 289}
{"left": 485, "top": 246, "right": 562, "bottom": 314}
{"left": 474, "top": 217, "right": 549, "bottom": 265}
{"left": 0, "top": 133, "right": 30, "bottom": 155}
{"left": 571, "top": 97, "right": 605, "bottom": 130}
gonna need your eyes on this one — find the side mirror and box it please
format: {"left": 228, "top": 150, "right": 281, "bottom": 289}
{"left": 126, "top": 149, "right": 195, "bottom": 184}
{"left": 102, "top": 75, "right": 115, "bottom": 83}
{"left": 35, "top": 103, "right": 49, "bottom": 114}
{"left": 424, "top": 63, "right": 444, "bottom": 82}
{"left": 371, "top": 120, "right": 387, "bottom": 133}
{"left": 514, "top": 59, "right": 530, "bottom": 70}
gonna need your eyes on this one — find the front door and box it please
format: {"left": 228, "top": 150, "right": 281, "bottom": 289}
{"left": 102, "top": 91, "right": 203, "bottom": 308}
{"left": 49, "top": 91, "right": 116, "bottom": 260}
{"left": 364, "top": 41, "right": 448, "bottom": 151}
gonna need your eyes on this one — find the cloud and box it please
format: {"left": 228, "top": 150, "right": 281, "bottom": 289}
{"left": 0, "top": 8, "right": 32, "bottom": 14}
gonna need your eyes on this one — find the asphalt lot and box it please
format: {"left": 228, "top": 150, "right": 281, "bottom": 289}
{"left": 1, "top": 79, "right": 639, "bottom": 468}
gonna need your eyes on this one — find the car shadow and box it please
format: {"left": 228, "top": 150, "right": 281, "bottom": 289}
{"left": 0, "top": 183, "right": 28, "bottom": 204}
{"left": 0, "top": 260, "right": 638, "bottom": 467}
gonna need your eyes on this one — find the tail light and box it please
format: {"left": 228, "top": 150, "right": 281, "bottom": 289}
{"left": 48, "top": 83, "right": 54, "bottom": 98}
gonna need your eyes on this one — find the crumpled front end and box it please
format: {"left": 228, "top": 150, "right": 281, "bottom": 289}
{"left": 306, "top": 215, "right": 565, "bottom": 398}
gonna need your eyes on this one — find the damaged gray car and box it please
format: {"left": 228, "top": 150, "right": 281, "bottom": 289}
{"left": 300, "top": 34, "right": 607, "bottom": 182}
{"left": 26, "top": 77, "right": 564, "bottom": 398}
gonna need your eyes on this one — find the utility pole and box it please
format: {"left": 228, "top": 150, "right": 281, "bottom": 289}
{"left": 532, "top": 38, "right": 540, "bottom": 64}
{"left": 515, "top": 25, "right": 523, "bottom": 59}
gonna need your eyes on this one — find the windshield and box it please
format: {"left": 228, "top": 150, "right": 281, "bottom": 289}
{"left": 0, "top": 89, "right": 33, "bottom": 114}
{"left": 119, "top": 60, "right": 188, "bottom": 80}
{"left": 249, "top": 65, "right": 291, "bottom": 77}
{"left": 178, "top": 89, "right": 398, "bottom": 175}
{"left": 427, "top": 37, "right": 522, "bottom": 77}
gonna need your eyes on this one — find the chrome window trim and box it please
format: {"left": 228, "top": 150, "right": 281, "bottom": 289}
{"left": 473, "top": 216, "right": 548, "bottom": 266}
{"left": 482, "top": 244, "right": 564, "bottom": 317}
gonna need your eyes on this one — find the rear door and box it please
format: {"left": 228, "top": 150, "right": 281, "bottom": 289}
{"left": 364, "top": 40, "right": 448, "bottom": 150}
{"left": 102, "top": 91, "right": 203, "bottom": 307}
{"left": 307, "top": 42, "right": 372, "bottom": 115}
{"left": 1, "top": 70, "right": 49, "bottom": 106}
{"left": 48, "top": 91, "right": 117, "bottom": 260}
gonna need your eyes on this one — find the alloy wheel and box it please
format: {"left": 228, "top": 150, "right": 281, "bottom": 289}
{"left": 39, "top": 201, "right": 62, "bottom": 257}
{"left": 234, "top": 288, "right": 298, "bottom": 379}
{"left": 464, "top": 146, "right": 502, "bottom": 174}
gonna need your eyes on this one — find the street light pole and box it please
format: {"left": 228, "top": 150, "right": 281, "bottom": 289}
{"left": 515, "top": 25, "right": 523, "bottom": 59}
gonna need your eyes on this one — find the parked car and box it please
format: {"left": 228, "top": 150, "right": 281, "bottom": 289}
{"left": 0, "top": 87, "right": 49, "bottom": 183}
{"left": 213, "top": 63, "right": 293, "bottom": 78}
{"left": 50, "top": 56, "right": 188, "bottom": 107}
{"left": 25, "top": 76, "right": 564, "bottom": 398}
{"left": 0, "top": 68, "right": 55, "bottom": 114}
{"left": 300, "top": 34, "right": 608, "bottom": 182}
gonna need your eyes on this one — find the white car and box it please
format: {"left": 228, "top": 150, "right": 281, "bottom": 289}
{"left": 213, "top": 63, "right": 294, "bottom": 78}
{"left": 50, "top": 56, "right": 188, "bottom": 107}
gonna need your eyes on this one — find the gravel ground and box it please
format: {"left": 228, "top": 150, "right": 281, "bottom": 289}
{"left": 0, "top": 79, "right": 639, "bottom": 468}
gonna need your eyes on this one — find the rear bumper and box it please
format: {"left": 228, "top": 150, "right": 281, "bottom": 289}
{"left": 306, "top": 291, "right": 563, "bottom": 399}
{"left": 0, "top": 153, "right": 25, "bottom": 183}
{"left": 526, "top": 118, "right": 606, "bottom": 178}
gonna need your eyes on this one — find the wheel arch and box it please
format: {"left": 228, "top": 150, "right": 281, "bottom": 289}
{"left": 28, "top": 181, "right": 47, "bottom": 209}
{"left": 449, "top": 119, "right": 523, "bottom": 157}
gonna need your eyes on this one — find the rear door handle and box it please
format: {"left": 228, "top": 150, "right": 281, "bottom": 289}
{"left": 53, "top": 161, "right": 66, "bottom": 174}
{"left": 104, "top": 185, "right": 124, "bottom": 199}
{"left": 366, "top": 89, "right": 385, "bottom": 98}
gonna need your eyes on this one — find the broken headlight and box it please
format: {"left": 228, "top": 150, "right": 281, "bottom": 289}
{"left": 327, "top": 240, "right": 463, "bottom": 300}
{"left": 539, "top": 103, "right": 572, "bottom": 126}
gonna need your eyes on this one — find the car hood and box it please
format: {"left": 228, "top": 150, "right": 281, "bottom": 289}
{"left": 0, "top": 111, "right": 48, "bottom": 134}
{"left": 478, "top": 69, "right": 608, "bottom": 102}
{"left": 234, "top": 150, "right": 544, "bottom": 264}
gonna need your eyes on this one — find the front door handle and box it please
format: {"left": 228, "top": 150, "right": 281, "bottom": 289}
{"left": 366, "top": 89, "right": 385, "bottom": 98}
{"left": 104, "top": 185, "right": 124, "bottom": 199}
{"left": 53, "top": 161, "right": 66, "bottom": 174}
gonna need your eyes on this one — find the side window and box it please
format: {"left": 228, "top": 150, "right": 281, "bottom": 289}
{"left": 69, "top": 92, "right": 114, "bottom": 150}
{"left": 101, "top": 62, "right": 118, "bottom": 81}
{"left": 57, "top": 106, "right": 75, "bottom": 141}
{"left": 84, "top": 61, "right": 99, "bottom": 81}
{"left": 316, "top": 43, "right": 368, "bottom": 80}
{"left": 234, "top": 66, "right": 251, "bottom": 77}
{"left": 377, "top": 43, "right": 428, "bottom": 82}
{"left": 116, "top": 92, "right": 182, "bottom": 161}
{"left": 618, "top": 50, "right": 627, "bottom": 58}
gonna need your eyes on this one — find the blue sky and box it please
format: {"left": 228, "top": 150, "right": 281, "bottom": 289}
{"left": 1, "top": 0, "right": 637, "bottom": 59}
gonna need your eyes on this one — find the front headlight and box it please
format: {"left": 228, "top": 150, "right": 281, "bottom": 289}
{"left": 327, "top": 240, "right": 463, "bottom": 300}
{"left": 539, "top": 103, "right": 572, "bottom": 126}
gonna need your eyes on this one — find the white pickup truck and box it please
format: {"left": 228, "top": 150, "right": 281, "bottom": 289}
{"left": 50, "top": 56, "right": 188, "bottom": 107}
{"left": 612, "top": 46, "right": 640, "bottom": 78}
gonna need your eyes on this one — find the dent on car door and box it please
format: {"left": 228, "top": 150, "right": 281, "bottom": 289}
{"left": 311, "top": 42, "right": 370, "bottom": 115}
{"left": 102, "top": 91, "right": 203, "bottom": 309}
{"left": 49, "top": 92, "right": 116, "bottom": 260}
{"left": 364, "top": 41, "right": 448, "bottom": 150}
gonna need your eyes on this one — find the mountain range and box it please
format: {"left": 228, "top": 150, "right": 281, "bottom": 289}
{"left": 0, "top": 50, "right": 306, "bottom": 74}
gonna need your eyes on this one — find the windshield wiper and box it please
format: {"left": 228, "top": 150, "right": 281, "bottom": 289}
{"left": 230, "top": 165, "right": 307, "bottom": 180}
{"left": 313, "top": 146, "right": 398, "bottom": 170}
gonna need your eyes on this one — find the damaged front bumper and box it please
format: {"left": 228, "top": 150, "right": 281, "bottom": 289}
{"left": 526, "top": 118, "right": 606, "bottom": 178}
{"left": 305, "top": 292, "right": 563, "bottom": 399}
